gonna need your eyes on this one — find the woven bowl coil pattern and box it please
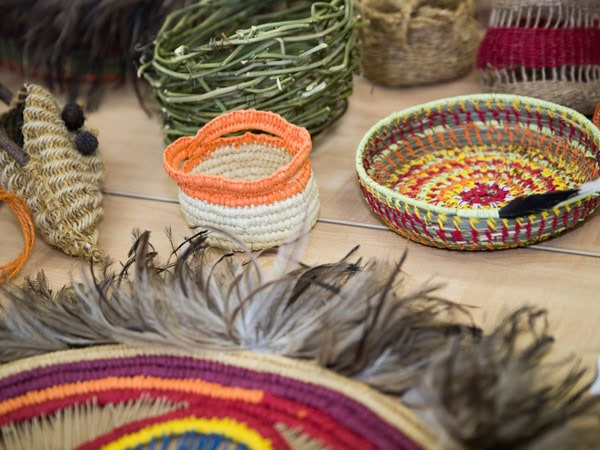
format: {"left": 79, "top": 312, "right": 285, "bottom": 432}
{"left": 356, "top": 94, "right": 600, "bottom": 250}
{"left": 356, "top": 0, "right": 480, "bottom": 87}
{"left": 164, "top": 110, "right": 320, "bottom": 251}
{"left": 0, "top": 345, "right": 435, "bottom": 449}
{"left": 139, "top": 0, "right": 360, "bottom": 142}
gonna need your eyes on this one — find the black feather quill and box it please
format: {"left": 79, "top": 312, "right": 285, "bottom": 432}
{"left": 498, "top": 178, "right": 600, "bottom": 219}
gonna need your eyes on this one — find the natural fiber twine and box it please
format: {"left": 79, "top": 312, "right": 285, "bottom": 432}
{"left": 477, "top": 1, "right": 600, "bottom": 115}
{"left": 0, "top": 84, "right": 104, "bottom": 260}
{"left": 356, "top": 0, "right": 481, "bottom": 87}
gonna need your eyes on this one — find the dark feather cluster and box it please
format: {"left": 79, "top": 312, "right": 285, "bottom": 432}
{"left": 0, "top": 229, "right": 598, "bottom": 449}
{"left": 0, "top": 0, "right": 190, "bottom": 109}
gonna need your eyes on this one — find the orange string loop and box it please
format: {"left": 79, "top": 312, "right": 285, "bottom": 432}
{"left": 0, "top": 190, "right": 34, "bottom": 283}
{"left": 593, "top": 102, "right": 600, "bottom": 130}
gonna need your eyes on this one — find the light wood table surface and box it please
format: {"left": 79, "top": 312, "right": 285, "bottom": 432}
{"left": 1, "top": 68, "right": 599, "bottom": 371}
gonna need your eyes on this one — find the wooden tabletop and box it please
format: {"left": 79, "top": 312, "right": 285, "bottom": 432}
{"left": 1, "top": 68, "right": 599, "bottom": 371}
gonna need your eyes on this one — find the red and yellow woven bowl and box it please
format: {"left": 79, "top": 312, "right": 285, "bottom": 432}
{"left": 356, "top": 94, "right": 600, "bottom": 250}
{"left": 164, "top": 110, "right": 320, "bottom": 251}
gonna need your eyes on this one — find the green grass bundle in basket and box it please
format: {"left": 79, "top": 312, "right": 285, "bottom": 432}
{"left": 356, "top": 94, "right": 600, "bottom": 250}
{"left": 139, "top": 0, "right": 360, "bottom": 143}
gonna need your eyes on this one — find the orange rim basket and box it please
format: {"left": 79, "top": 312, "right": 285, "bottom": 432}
{"left": 356, "top": 94, "right": 600, "bottom": 250}
{"left": 164, "top": 110, "right": 320, "bottom": 251}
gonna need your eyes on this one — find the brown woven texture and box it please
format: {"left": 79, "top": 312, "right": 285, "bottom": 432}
{"left": 356, "top": 0, "right": 481, "bottom": 87}
{"left": 0, "top": 84, "right": 104, "bottom": 259}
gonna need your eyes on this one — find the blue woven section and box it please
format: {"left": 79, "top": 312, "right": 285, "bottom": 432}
{"left": 129, "top": 432, "right": 248, "bottom": 450}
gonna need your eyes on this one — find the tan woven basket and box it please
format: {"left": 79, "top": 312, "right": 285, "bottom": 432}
{"left": 356, "top": 0, "right": 481, "bottom": 87}
{"left": 0, "top": 84, "right": 104, "bottom": 259}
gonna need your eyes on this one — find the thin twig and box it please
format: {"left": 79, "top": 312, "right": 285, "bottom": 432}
{"left": 0, "top": 82, "right": 13, "bottom": 106}
{"left": 0, "top": 133, "right": 29, "bottom": 166}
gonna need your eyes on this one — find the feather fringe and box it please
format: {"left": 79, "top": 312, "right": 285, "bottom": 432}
{"left": 0, "top": 229, "right": 477, "bottom": 396}
{"left": 405, "top": 307, "right": 600, "bottom": 449}
{"left": 0, "top": 229, "right": 598, "bottom": 449}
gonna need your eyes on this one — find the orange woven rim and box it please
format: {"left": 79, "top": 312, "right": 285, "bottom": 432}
{"left": 163, "top": 110, "right": 312, "bottom": 206}
{"left": 594, "top": 101, "right": 600, "bottom": 129}
{"left": 0, "top": 190, "right": 34, "bottom": 283}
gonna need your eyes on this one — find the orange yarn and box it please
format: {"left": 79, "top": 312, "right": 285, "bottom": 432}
{"left": 0, "top": 189, "right": 34, "bottom": 283}
{"left": 594, "top": 102, "right": 600, "bottom": 129}
{"left": 163, "top": 110, "right": 312, "bottom": 207}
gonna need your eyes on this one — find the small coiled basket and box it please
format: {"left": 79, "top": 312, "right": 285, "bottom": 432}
{"left": 356, "top": 94, "right": 600, "bottom": 250}
{"left": 164, "top": 110, "right": 320, "bottom": 251}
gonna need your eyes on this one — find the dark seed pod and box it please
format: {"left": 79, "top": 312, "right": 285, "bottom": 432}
{"left": 75, "top": 130, "right": 98, "bottom": 156}
{"left": 61, "top": 102, "right": 85, "bottom": 131}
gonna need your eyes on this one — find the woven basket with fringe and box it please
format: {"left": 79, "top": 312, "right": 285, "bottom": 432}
{"left": 138, "top": 0, "right": 360, "bottom": 143}
{"left": 164, "top": 110, "right": 320, "bottom": 251}
{"left": 355, "top": 0, "right": 481, "bottom": 87}
{"left": 477, "top": 0, "right": 600, "bottom": 116}
{"left": 356, "top": 94, "right": 600, "bottom": 250}
{"left": 0, "top": 84, "right": 104, "bottom": 259}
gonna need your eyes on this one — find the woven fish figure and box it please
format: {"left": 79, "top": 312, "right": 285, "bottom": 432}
{"left": 0, "top": 83, "right": 104, "bottom": 259}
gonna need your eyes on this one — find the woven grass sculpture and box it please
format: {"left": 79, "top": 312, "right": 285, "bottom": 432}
{"left": 0, "top": 84, "right": 104, "bottom": 259}
{"left": 138, "top": 0, "right": 361, "bottom": 142}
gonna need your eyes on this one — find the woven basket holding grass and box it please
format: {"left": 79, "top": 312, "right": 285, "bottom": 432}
{"left": 355, "top": 0, "right": 480, "bottom": 87}
{"left": 356, "top": 94, "right": 600, "bottom": 250}
{"left": 139, "top": 0, "right": 360, "bottom": 143}
{"left": 164, "top": 109, "right": 320, "bottom": 251}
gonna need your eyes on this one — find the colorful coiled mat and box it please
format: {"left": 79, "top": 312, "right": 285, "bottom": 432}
{"left": 0, "top": 346, "right": 433, "bottom": 450}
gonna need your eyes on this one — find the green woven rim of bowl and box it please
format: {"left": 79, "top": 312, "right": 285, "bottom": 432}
{"left": 356, "top": 93, "right": 600, "bottom": 250}
{"left": 139, "top": 0, "right": 361, "bottom": 143}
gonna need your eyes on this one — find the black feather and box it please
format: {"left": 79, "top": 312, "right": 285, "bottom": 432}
{"left": 498, "top": 189, "right": 579, "bottom": 219}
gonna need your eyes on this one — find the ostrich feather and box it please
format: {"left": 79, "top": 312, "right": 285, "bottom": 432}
{"left": 0, "top": 229, "right": 477, "bottom": 395}
{"left": 406, "top": 307, "right": 600, "bottom": 449}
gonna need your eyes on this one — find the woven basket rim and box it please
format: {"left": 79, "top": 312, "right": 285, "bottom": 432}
{"left": 164, "top": 109, "right": 312, "bottom": 198}
{"left": 356, "top": 93, "right": 600, "bottom": 220}
{"left": 0, "top": 344, "right": 438, "bottom": 450}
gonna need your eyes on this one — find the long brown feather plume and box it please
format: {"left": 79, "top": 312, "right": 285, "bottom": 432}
{"left": 0, "top": 229, "right": 477, "bottom": 396}
{"left": 406, "top": 307, "right": 600, "bottom": 449}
